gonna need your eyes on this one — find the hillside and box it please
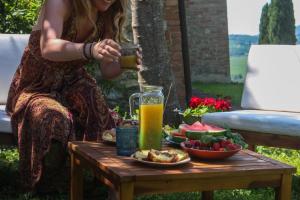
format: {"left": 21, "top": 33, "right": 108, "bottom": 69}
{"left": 229, "top": 35, "right": 258, "bottom": 56}
{"left": 229, "top": 25, "right": 300, "bottom": 56}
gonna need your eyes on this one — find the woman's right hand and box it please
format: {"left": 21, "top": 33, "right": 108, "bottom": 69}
{"left": 92, "top": 39, "right": 121, "bottom": 63}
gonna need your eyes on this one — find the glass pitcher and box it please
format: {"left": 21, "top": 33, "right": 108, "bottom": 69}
{"left": 129, "top": 85, "right": 164, "bottom": 150}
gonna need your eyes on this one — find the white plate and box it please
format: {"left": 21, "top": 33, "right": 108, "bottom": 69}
{"left": 131, "top": 155, "right": 191, "bottom": 167}
{"left": 102, "top": 138, "right": 116, "bottom": 144}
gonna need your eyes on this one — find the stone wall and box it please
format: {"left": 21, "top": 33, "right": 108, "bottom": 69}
{"left": 185, "top": 0, "right": 230, "bottom": 83}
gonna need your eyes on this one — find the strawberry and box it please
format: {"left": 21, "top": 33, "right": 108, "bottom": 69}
{"left": 212, "top": 142, "right": 221, "bottom": 151}
{"left": 219, "top": 148, "right": 226, "bottom": 152}
{"left": 220, "top": 140, "right": 228, "bottom": 148}
{"left": 226, "top": 143, "right": 237, "bottom": 151}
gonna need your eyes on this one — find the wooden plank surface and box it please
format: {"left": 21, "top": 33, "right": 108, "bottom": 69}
{"left": 69, "top": 141, "right": 296, "bottom": 183}
{"left": 234, "top": 129, "right": 300, "bottom": 150}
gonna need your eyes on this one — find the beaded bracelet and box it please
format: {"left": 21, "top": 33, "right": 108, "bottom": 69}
{"left": 82, "top": 43, "right": 89, "bottom": 60}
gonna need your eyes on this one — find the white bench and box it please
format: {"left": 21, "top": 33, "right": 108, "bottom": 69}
{"left": 203, "top": 45, "right": 300, "bottom": 150}
{"left": 0, "top": 34, "right": 29, "bottom": 144}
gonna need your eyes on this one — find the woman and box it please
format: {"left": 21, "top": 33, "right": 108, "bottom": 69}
{"left": 6, "top": 0, "right": 138, "bottom": 192}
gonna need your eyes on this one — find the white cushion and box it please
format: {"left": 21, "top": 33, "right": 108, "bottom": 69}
{"left": 202, "top": 110, "right": 300, "bottom": 137}
{"left": 0, "top": 34, "right": 29, "bottom": 104}
{"left": 0, "top": 105, "right": 12, "bottom": 133}
{"left": 242, "top": 45, "right": 300, "bottom": 112}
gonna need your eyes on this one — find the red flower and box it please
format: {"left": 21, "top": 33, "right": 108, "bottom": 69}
{"left": 189, "top": 96, "right": 202, "bottom": 109}
{"left": 214, "top": 99, "right": 231, "bottom": 111}
{"left": 187, "top": 96, "right": 231, "bottom": 113}
{"left": 203, "top": 98, "right": 216, "bottom": 107}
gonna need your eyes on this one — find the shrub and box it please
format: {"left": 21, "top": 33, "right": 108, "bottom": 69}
{"left": 0, "top": 0, "right": 42, "bottom": 33}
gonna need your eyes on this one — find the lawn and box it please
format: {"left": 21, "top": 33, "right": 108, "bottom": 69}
{"left": 1, "top": 83, "right": 299, "bottom": 200}
{"left": 192, "top": 82, "right": 243, "bottom": 106}
{"left": 230, "top": 56, "right": 247, "bottom": 83}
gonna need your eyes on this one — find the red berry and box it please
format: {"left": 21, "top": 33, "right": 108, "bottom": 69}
{"left": 227, "top": 143, "right": 236, "bottom": 150}
{"left": 220, "top": 140, "right": 227, "bottom": 148}
{"left": 194, "top": 141, "right": 201, "bottom": 147}
{"left": 219, "top": 148, "right": 225, "bottom": 152}
{"left": 212, "top": 143, "right": 221, "bottom": 151}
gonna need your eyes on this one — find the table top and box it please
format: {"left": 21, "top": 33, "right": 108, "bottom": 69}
{"left": 68, "top": 141, "right": 296, "bottom": 183}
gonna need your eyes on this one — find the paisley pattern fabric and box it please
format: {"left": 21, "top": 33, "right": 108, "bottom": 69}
{"left": 5, "top": 13, "right": 115, "bottom": 189}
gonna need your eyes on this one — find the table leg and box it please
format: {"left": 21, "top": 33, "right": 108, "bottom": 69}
{"left": 202, "top": 191, "right": 214, "bottom": 200}
{"left": 117, "top": 182, "right": 134, "bottom": 200}
{"left": 275, "top": 174, "right": 292, "bottom": 200}
{"left": 71, "top": 153, "right": 83, "bottom": 200}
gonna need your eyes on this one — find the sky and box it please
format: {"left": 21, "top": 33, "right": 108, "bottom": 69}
{"left": 227, "top": 0, "right": 300, "bottom": 35}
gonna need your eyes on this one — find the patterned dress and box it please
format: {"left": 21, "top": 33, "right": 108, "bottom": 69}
{"left": 5, "top": 14, "right": 115, "bottom": 189}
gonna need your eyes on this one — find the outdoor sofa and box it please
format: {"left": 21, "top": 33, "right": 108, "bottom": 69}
{"left": 0, "top": 34, "right": 29, "bottom": 144}
{"left": 202, "top": 45, "right": 300, "bottom": 150}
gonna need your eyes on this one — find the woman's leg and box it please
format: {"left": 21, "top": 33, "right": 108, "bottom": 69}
{"left": 63, "top": 77, "right": 115, "bottom": 141}
{"left": 12, "top": 96, "right": 74, "bottom": 191}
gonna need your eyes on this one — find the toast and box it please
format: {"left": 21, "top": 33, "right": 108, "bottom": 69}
{"left": 134, "top": 150, "right": 150, "bottom": 161}
{"left": 147, "top": 149, "right": 177, "bottom": 163}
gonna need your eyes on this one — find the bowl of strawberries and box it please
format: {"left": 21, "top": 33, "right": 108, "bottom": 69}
{"left": 180, "top": 139, "right": 242, "bottom": 160}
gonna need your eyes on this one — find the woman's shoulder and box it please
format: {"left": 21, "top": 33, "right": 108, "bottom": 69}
{"left": 44, "top": 0, "right": 72, "bottom": 17}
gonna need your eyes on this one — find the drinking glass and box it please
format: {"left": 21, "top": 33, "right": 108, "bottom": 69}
{"left": 120, "top": 43, "right": 139, "bottom": 70}
{"left": 116, "top": 126, "right": 138, "bottom": 156}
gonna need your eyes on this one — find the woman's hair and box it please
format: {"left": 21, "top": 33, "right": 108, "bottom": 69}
{"left": 72, "top": 0, "right": 128, "bottom": 42}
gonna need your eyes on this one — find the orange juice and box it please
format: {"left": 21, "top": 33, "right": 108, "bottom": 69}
{"left": 120, "top": 55, "right": 137, "bottom": 69}
{"left": 139, "top": 103, "right": 164, "bottom": 150}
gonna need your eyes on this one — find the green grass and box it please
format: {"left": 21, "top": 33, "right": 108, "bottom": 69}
{"left": 192, "top": 82, "right": 244, "bottom": 106}
{"left": 230, "top": 56, "right": 247, "bottom": 82}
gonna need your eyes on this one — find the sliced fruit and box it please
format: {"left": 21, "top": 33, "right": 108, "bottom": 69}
{"left": 179, "top": 121, "right": 226, "bottom": 139}
{"left": 170, "top": 135, "right": 187, "bottom": 143}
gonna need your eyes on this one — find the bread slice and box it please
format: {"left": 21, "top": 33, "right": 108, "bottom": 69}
{"left": 134, "top": 150, "right": 150, "bottom": 160}
{"left": 147, "top": 149, "right": 177, "bottom": 163}
{"left": 168, "top": 149, "right": 189, "bottom": 162}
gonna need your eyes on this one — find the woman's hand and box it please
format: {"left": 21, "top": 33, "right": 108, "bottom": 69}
{"left": 92, "top": 39, "right": 121, "bottom": 63}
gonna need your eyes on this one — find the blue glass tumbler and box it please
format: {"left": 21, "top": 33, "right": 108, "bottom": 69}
{"left": 116, "top": 126, "right": 138, "bottom": 156}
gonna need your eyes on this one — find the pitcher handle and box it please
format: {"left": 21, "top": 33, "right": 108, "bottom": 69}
{"left": 129, "top": 93, "right": 141, "bottom": 119}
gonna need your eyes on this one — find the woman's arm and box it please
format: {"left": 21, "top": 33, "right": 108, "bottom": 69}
{"left": 40, "top": 0, "right": 122, "bottom": 64}
{"left": 40, "top": 0, "right": 85, "bottom": 61}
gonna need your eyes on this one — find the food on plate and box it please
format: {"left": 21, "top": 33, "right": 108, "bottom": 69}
{"left": 179, "top": 121, "right": 226, "bottom": 139}
{"left": 134, "top": 150, "right": 149, "bottom": 160}
{"left": 133, "top": 149, "right": 189, "bottom": 163}
{"left": 102, "top": 128, "right": 116, "bottom": 142}
{"left": 170, "top": 134, "right": 187, "bottom": 143}
{"left": 175, "top": 121, "right": 247, "bottom": 149}
{"left": 182, "top": 139, "right": 241, "bottom": 151}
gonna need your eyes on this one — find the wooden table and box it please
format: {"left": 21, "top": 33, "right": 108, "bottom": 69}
{"left": 68, "top": 141, "right": 296, "bottom": 200}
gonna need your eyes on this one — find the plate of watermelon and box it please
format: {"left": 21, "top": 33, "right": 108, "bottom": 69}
{"left": 180, "top": 140, "right": 242, "bottom": 160}
{"left": 165, "top": 135, "right": 186, "bottom": 146}
{"left": 179, "top": 121, "right": 227, "bottom": 139}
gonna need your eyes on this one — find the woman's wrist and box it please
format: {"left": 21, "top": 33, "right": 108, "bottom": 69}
{"left": 82, "top": 42, "right": 95, "bottom": 60}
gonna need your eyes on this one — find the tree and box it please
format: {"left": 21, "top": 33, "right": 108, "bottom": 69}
{"left": 0, "top": 0, "right": 42, "bottom": 33}
{"left": 268, "top": 0, "right": 296, "bottom": 44}
{"left": 259, "top": 3, "right": 269, "bottom": 44}
{"left": 131, "top": 0, "right": 180, "bottom": 124}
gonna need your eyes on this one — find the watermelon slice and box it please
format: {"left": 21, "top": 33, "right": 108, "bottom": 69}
{"left": 179, "top": 121, "right": 226, "bottom": 139}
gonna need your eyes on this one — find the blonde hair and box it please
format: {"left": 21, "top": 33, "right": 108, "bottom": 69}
{"left": 72, "top": 0, "right": 128, "bottom": 42}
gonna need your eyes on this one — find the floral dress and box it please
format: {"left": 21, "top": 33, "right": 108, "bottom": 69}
{"left": 5, "top": 14, "right": 115, "bottom": 189}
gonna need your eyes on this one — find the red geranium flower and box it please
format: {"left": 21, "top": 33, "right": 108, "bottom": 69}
{"left": 189, "top": 96, "right": 202, "bottom": 109}
{"left": 214, "top": 99, "right": 231, "bottom": 111}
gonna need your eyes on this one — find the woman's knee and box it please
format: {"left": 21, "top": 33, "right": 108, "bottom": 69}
{"left": 29, "top": 98, "right": 73, "bottom": 134}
